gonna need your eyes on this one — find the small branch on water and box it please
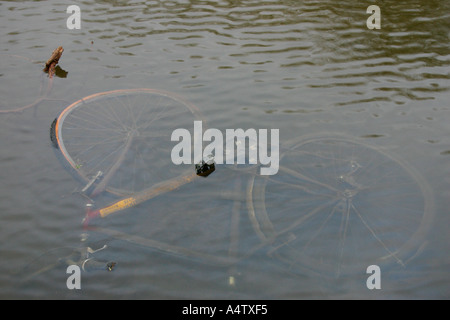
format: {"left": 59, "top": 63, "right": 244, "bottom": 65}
{"left": 43, "top": 46, "right": 64, "bottom": 78}
{"left": 0, "top": 46, "right": 64, "bottom": 114}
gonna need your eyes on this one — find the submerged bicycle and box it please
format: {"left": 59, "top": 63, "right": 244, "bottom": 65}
{"left": 46, "top": 88, "right": 433, "bottom": 279}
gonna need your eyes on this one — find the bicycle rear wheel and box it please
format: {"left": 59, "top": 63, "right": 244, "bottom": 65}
{"left": 248, "top": 134, "right": 434, "bottom": 277}
{"left": 52, "top": 88, "right": 203, "bottom": 197}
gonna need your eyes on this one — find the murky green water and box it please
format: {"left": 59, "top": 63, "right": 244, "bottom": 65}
{"left": 0, "top": 0, "right": 449, "bottom": 299}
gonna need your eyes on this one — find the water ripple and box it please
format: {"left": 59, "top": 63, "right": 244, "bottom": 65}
{"left": 1, "top": 0, "right": 449, "bottom": 299}
{"left": 36, "top": 0, "right": 446, "bottom": 110}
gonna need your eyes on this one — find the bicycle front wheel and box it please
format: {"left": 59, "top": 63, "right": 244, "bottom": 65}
{"left": 52, "top": 88, "right": 203, "bottom": 197}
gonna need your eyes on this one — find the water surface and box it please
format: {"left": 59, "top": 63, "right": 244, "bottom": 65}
{"left": 0, "top": 0, "right": 449, "bottom": 299}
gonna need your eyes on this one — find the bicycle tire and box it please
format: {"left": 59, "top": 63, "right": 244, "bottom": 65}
{"left": 247, "top": 133, "right": 434, "bottom": 277}
{"left": 51, "top": 88, "right": 204, "bottom": 198}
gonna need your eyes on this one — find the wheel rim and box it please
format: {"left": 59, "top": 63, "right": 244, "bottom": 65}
{"left": 55, "top": 88, "right": 203, "bottom": 197}
{"left": 248, "top": 134, "right": 434, "bottom": 277}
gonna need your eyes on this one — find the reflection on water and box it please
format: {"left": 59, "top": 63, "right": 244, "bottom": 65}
{"left": 0, "top": 0, "right": 449, "bottom": 299}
